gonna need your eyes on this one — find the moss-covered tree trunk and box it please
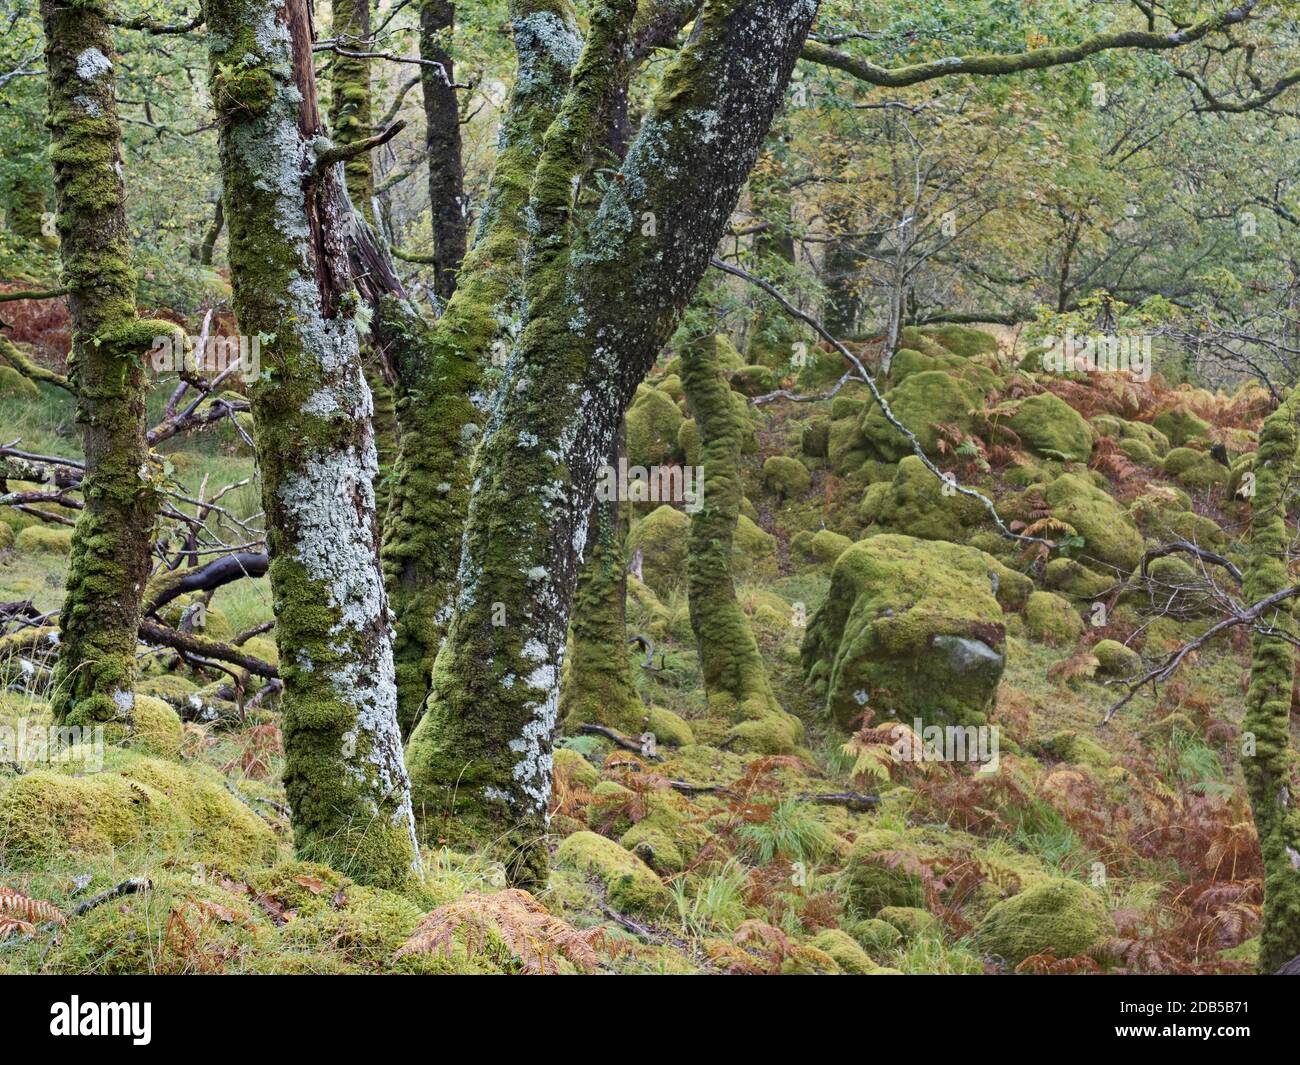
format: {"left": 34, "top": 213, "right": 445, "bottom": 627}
{"left": 381, "top": 0, "right": 582, "bottom": 737}
{"left": 560, "top": 427, "right": 640, "bottom": 733}
{"left": 328, "top": 0, "right": 374, "bottom": 222}
{"left": 681, "top": 335, "right": 799, "bottom": 752}
{"left": 406, "top": 0, "right": 819, "bottom": 884}
{"left": 205, "top": 0, "right": 417, "bottom": 887}
{"left": 40, "top": 0, "right": 175, "bottom": 731}
{"left": 419, "top": 0, "right": 467, "bottom": 302}
{"left": 1242, "top": 387, "right": 1300, "bottom": 973}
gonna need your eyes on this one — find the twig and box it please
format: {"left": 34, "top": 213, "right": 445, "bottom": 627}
{"left": 69, "top": 877, "right": 152, "bottom": 917}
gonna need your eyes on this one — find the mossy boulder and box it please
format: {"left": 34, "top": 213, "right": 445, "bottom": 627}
{"left": 15, "top": 524, "right": 72, "bottom": 555}
{"left": 810, "top": 528, "right": 852, "bottom": 567}
{"left": 849, "top": 917, "right": 903, "bottom": 958}
{"left": 919, "top": 324, "right": 1000, "bottom": 359}
{"left": 0, "top": 755, "right": 276, "bottom": 866}
{"left": 889, "top": 346, "right": 1000, "bottom": 394}
{"left": 861, "top": 371, "right": 982, "bottom": 462}
{"left": 877, "top": 906, "right": 942, "bottom": 941}
{"left": 868, "top": 455, "right": 985, "bottom": 542}
{"left": 1002, "top": 392, "right": 1094, "bottom": 462}
{"left": 0, "top": 522, "right": 13, "bottom": 551}
{"left": 1024, "top": 591, "right": 1084, "bottom": 646}
{"left": 626, "top": 505, "right": 690, "bottom": 596}
{"left": 1162, "top": 447, "right": 1224, "bottom": 494}
{"left": 732, "top": 515, "right": 777, "bottom": 575}
{"left": 1044, "top": 558, "right": 1113, "bottom": 600}
{"left": 801, "top": 417, "right": 830, "bottom": 458}
{"left": 554, "top": 831, "right": 671, "bottom": 917}
{"left": 1152, "top": 406, "right": 1211, "bottom": 447}
{"left": 973, "top": 878, "right": 1111, "bottom": 965}
{"left": 1093, "top": 638, "right": 1140, "bottom": 677}
{"left": 0, "top": 364, "right": 39, "bottom": 399}
{"left": 1092, "top": 415, "right": 1170, "bottom": 458}
{"left": 114, "top": 693, "right": 183, "bottom": 758}
{"left": 729, "top": 364, "right": 779, "bottom": 397}
{"left": 762, "top": 455, "right": 811, "bottom": 497}
{"left": 802, "top": 534, "right": 1009, "bottom": 729}
{"left": 626, "top": 387, "right": 686, "bottom": 468}
{"left": 677, "top": 417, "right": 701, "bottom": 467}
{"left": 1031, "top": 729, "right": 1113, "bottom": 769}
{"left": 553, "top": 746, "right": 600, "bottom": 790}
{"left": 809, "top": 928, "right": 876, "bottom": 974}
{"left": 828, "top": 416, "right": 870, "bottom": 475}
{"left": 645, "top": 706, "right": 694, "bottom": 747}
{"left": 1042, "top": 473, "right": 1144, "bottom": 572}
{"left": 841, "top": 830, "right": 927, "bottom": 917}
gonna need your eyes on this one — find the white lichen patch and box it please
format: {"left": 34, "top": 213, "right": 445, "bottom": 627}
{"left": 75, "top": 47, "right": 112, "bottom": 81}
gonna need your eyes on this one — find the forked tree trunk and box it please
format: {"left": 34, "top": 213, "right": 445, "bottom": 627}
{"left": 1242, "top": 387, "right": 1300, "bottom": 973}
{"left": 40, "top": 0, "right": 176, "bottom": 732}
{"left": 406, "top": 0, "right": 820, "bottom": 884}
{"left": 205, "top": 0, "right": 417, "bottom": 887}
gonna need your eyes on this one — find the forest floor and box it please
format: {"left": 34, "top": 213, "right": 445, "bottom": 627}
{"left": 0, "top": 322, "right": 1282, "bottom": 975}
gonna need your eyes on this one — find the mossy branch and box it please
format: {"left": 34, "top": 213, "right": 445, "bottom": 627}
{"left": 800, "top": 2, "right": 1264, "bottom": 88}
{"left": 315, "top": 119, "right": 407, "bottom": 171}
{"left": 0, "top": 334, "right": 73, "bottom": 393}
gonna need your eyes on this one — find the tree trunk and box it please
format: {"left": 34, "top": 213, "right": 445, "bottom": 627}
{"left": 205, "top": 0, "right": 417, "bottom": 888}
{"left": 559, "top": 425, "right": 640, "bottom": 734}
{"left": 1242, "top": 387, "right": 1300, "bottom": 973}
{"left": 328, "top": 0, "right": 375, "bottom": 222}
{"left": 405, "top": 0, "right": 820, "bottom": 884}
{"left": 39, "top": 0, "right": 174, "bottom": 732}
{"left": 681, "top": 335, "right": 801, "bottom": 752}
{"left": 381, "top": 0, "right": 582, "bottom": 737}
{"left": 419, "top": 0, "right": 467, "bottom": 303}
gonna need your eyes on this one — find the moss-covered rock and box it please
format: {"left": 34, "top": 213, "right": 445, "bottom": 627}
{"left": 1042, "top": 473, "right": 1144, "bottom": 572}
{"left": 733, "top": 515, "right": 777, "bottom": 575}
{"left": 1000, "top": 392, "right": 1094, "bottom": 462}
{"left": 801, "top": 417, "right": 830, "bottom": 459}
{"left": 810, "top": 528, "right": 852, "bottom": 567}
{"left": 848, "top": 916, "right": 904, "bottom": 958}
{"left": 1153, "top": 406, "right": 1211, "bottom": 447}
{"left": 1093, "top": 639, "right": 1140, "bottom": 677}
{"left": 919, "top": 324, "right": 1000, "bottom": 359}
{"left": 802, "top": 535, "right": 1008, "bottom": 729}
{"left": 626, "top": 505, "right": 690, "bottom": 597}
{"left": 841, "top": 830, "right": 927, "bottom": 917}
{"left": 861, "top": 371, "right": 982, "bottom": 462}
{"left": 15, "top": 524, "right": 73, "bottom": 555}
{"left": 1044, "top": 558, "right": 1114, "bottom": 600}
{"left": 762, "top": 454, "right": 812, "bottom": 497}
{"left": 1163, "top": 447, "right": 1224, "bottom": 494}
{"left": 729, "top": 364, "right": 779, "bottom": 397}
{"left": 828, "top": 416, "right": 869, "bottom": 475}
{"left": 877, "top": 906, "right": 942, "bottom": 941}
{"left": 1024, "top": 591, "right": 1084, "bottom": 646}
{"left": 554, "top": 831, "right": 670, "bottom": 917}
{"left": 553, "top": 746, "right": 600, "bottom": 790}
{"left": 973, "top": 878, "right": 1111, "bottom": 965}
{"left": 0, "top": 521, "right": 13, "bottom": 551}
{"left": 626, "top": 387, "right": 686, "bottom": 468}
{"left": 868, "top": 455, "right": 986, "bottom": 542}
{"left": 645, "top": 706, "right": 694, "bottom": 747}
{"left": 809, "top": 928, "right": 876, "bottom": 973}
{"left": 1031, "top": 729, "right": 1114, "bottom": 769}
{"left": 118, "top": 693, "right": 184, "bottom": 758}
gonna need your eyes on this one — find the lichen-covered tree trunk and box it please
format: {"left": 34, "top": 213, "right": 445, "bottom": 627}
{"left": 406, "top": 0, "right": 819, "bottom": 884}
{"left": 1242, "top": 387, "right": 1300, "bottom": 973}
{"left": 328, "top": 0, "right": 374, "bottom": 221}
{"left": 419, "top": 0, "right": 467, "bottom": 302}
{"left": 205, "top": 0, "right": 417, "bottom": 887}
{"left": 681, "top": 335, "right": 800, "bottom": 752}
{"left": 381, "top": 0, "right": 581, "bottom": 737}
{"left": 559, "top": 428, "right": 640, "bottom": 734}
{"left": 40, "top": 0, "right": 175, "bottom": 731}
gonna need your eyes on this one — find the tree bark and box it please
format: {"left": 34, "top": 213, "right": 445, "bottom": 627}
{"left": 328, "top": 0, "right": 375, "bottom": 221}
{"left": 204, "top": 0, "right": 417, "bottom": 888}
{"left": 39, "top": 0, "right": 176, "bottom": 732}
{"left": 1242, "top": 387, "right": 1300, "bottom": 973}
{"left": 418, "top": 0, "right": 467, "bottom": 303}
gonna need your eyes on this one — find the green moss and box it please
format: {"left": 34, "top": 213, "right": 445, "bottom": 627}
{"left": 729, "top": 364, "right": 779, "bottom": 397}
{"left": 1002, "top": 392, "right": 1094, "bottom": 462}
{"left": 848, "top": 916, "right": 903, "bottom": 958}
{"left": 810, "top": 529, "right": 852, "bottom": 567}
{"left": 842, "top": 830, "right": 927, "bottom": 916}
{"left": 1092, "top": 639, "right": 1140, "bottom": 677}
{"left": 15, "top": 524, "right": 72, "bottom": 555}
{"left": 762, "top": 454, "right": 811, "bottom": 496}
{"left": 1162, "top": 447, "right": 1225, "bottom": 494}
{"left": 869, "top": 454, "right": 986, "bottom": 542}
{"left": 861, "top": 371, "right": 981, "bottom": 462}
{"left": 732, "top": 514, "right": 777, "bottom": 575}
{"left": 645, "top": 705, "right": 694, "bottom": 746}
{"left": 779, "top": 945, "right": 841, "bottom": 974}
{"left": 626, "top": 504, "right": 690, "bottom": 597}
{"left": 1024, "top": 591, "right": 1083, "bottom": 646}
{"left": 802, "top": 534, "right": 1007, "bottom": 729}
{"left": 552, "top": 746, "right": 601, "bottom": 790}
{"left": 1032, "top": 729, "right": 1114, "bottom": 768}
{"left": 120, "top": 694, "right": 184, "bottom": 758}
{"left": 0, "top": 364, "right": 39, "bottom": 399}
{"left": 801, "top": 417, "right": 830, "bottom": 458}
{"left": 919, "top": 324, "right": 999, "bottom": 359}
{"left": 889, "top": 345, "right": 1000, "bottom": 393}
{"left": 973, "top": 878, "right": 1111, "bottom": 965}
{"left": 0, "top": 521, "right": 13, "bottom": 551}
{"left": 1152, "top": 406, "right": 1211, "bottom": 447}
{"left": 626, "top": 386, "right": 686, "bottom": 467}
{"left": 809, "top": 928, "right": 876, "bottom": 973}
{"left": 554, "top": 830, "right": 670, "bottom": 917}
{"left": 877, "top": 906, "right": 942, "bottom": 941}
{"left": 1042, "top": 473, "right": 1145, "bottom": 572}
{"left": 1043, "top": 557, "right": 1113, "bottom": 600}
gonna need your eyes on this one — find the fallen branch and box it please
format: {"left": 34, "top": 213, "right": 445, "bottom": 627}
{"left": 576, "top": 723, "right": 661, "bottom": 758}
{"left": 69, "top": 877, "right": 152, "bottom": 918}
{"left": 138, "top": 620, "right": 278, "bottom": 678}
{"left": 1140, "top": 539, "right": 1243, "bottom": 584}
